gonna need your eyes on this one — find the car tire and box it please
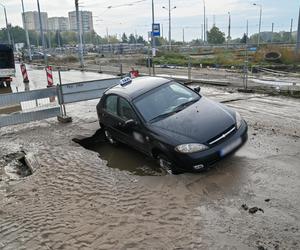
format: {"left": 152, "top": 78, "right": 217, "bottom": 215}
{"left": 157, "top": 154, "right": 181, "bottom": 175}
{"left": 103, "top": 128, "right": 118, "bottom": 145}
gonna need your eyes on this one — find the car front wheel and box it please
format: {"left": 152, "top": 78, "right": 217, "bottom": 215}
{"left": 157, "top": 154, "right": 181, "bottom": 175}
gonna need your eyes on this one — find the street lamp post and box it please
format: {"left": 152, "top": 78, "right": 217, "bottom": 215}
{"left": 253, "top": 3, "right": 262, "bottom": 47}
{"left": 37, "top": 0, "right": 47, "bottom": 65}
{"left": 0, "top": 3, "right": 12, "bottom": 45}
{"left": 162, "top": 0, "right": 176, "bottom": 50}
{"left": 21, "top": 0, "right": 32, "bottom": 61}
{"left": 75, "top": 0, "right": 84, "bottom": 68}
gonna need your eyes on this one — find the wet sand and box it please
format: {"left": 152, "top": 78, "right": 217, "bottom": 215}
{"left": 0, "top": 85, "right": 300, "bottom": 249}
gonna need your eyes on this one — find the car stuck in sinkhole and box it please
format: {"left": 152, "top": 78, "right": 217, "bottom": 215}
{"left": 96, "top": 76, "right": 248, "bottom": 174}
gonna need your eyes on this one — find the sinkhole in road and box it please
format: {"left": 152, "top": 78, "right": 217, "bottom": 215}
{"left": 1, "top": 151, "right": 33, "bottom": 180}
{"left": 73, "top": 129, "right": 166, "bottom": 176}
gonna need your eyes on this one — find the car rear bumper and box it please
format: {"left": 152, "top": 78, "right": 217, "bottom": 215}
{"left": 172, "top": 120, "right": 248, "bottom": 172}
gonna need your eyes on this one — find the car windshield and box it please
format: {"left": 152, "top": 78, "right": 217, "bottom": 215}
{"left": 133, "top": 81, "right": 200, "bottom": 123}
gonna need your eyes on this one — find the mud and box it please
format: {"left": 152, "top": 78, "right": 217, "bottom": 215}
{"left": 0, "top": 76, "right": 300, "bottom": 249}
{"left": 0, "top": 151, "right": 32, "bottom": 181}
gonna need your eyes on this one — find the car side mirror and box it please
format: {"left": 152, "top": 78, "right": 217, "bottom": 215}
{"left": 124, "top": 119, "right": 136, "bottom": 127}
{"left": 194, "top": 86, "right": 201, "bottom": 93}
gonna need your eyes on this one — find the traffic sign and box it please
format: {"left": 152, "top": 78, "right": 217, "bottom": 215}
{"left": 152, "top": 23, "right": 160, "bottom": 37}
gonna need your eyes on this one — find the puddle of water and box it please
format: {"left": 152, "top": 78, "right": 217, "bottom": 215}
{"left": 73, "top": 129, "right": 165, "bottom": 176}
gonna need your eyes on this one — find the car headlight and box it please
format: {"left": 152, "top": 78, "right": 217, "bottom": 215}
{"left": 175, "top": 143, "right": 209, "bottom": 154}
{"left": 235, "top": 111, "right": 242, "bottom": 129}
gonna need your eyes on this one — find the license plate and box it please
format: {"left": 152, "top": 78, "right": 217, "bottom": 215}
{"left": 220, "top": 138, "right": 242, "bottom": 157}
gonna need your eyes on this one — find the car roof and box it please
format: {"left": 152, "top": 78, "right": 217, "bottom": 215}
{"left": 105, "top": 76, "right": 171, "bottom": 100}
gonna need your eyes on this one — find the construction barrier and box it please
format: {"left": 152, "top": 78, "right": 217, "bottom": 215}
{"left": 0, "top": 77, "right": 120, "bottom": 128}
{"left": 46, "top": 66, "right": 54, "bottom": 87}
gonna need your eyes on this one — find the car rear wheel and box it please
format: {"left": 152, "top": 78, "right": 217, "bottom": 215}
{"left": 157, "top": 154, "right": 181, "bottom": 175}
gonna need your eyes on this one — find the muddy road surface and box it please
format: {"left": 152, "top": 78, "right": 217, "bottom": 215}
{"left": 0, "top": 77, "right": 300, "bottom": 249}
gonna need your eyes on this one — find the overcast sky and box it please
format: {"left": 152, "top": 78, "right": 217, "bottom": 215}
{"left": 0, "top": 0, "right": 299, "bottom": 41}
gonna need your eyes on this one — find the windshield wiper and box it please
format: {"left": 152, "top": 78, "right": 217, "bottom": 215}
{"left": 149, "top": 111, "right": 177, "bottom": 123}
{"left": 149, "top": 98, "right": 199, "bottom": 123}
{"left": 173, "top": 98, "right": 199, "bottom": 112}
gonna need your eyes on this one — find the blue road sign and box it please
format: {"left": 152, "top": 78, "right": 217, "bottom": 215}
{"left": 152, "top": 23, "right": 160, "bottom": 37}
{"left": 249, "top": 47, "right": 257, "bottom": 52}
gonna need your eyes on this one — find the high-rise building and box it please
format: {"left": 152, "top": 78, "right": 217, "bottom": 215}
{"left": 68, "top": 11, "right": 94, "bottom": 33}
{"left": 48, "top": 17, "right": 69, "bottom": 31}
{"left": 23, "top": 11, "right": 48, "bottom": 32}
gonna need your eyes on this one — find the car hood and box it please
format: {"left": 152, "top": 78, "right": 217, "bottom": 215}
{"left": 151, "top": 97, "right": 236, "bottom": 144}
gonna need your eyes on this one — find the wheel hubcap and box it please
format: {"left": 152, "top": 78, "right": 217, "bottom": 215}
{"left": 104, "top": 130, "right": 115, "bottom": 144}
{"left": 159, "top": 158, "right": 172, "bottom": 174}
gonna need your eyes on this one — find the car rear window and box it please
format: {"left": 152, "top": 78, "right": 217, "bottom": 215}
{"left": 104, "top": 95, "right": 118, "bottom": 115}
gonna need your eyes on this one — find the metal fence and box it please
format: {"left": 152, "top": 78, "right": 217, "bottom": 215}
{"left": 0, "top": 77, "right": 120, "bottom": 128}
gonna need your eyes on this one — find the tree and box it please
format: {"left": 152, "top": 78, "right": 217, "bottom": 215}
{"left": 61, "top": 31, "right": 77, "bottom": 45}
{"left": 121, "top": 33, "right": 128, "bottom": 43}
{"left": 136, "top": 35, "right": 146, "bottom": 44}
{"left": 240, "top": 33, "right": 248, "bottom": 44}
{"left": 207, "top": 26, "right": 225, "bottom": 44}
{"left": 190, "top": 39, "right": 203, "bottom": 46}
{"left": 128, "top": 33, "right": 136, "bottom": 44}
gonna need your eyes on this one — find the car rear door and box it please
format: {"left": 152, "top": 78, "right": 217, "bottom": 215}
{"left": 101, "top": 94, "right": 128, "bottom": 143}
{"left": 117, "top": 97, "right": 151, "bottom": 155}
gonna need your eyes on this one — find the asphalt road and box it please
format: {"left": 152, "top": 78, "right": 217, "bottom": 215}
{"left": 0, "top": 68, "right": 299, "bottom": 249}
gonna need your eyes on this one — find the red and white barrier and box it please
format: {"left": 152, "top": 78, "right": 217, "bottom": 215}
{"left": 45, "top": 65, "right": 55, "bottom": 102}
{"left": 46, "top": 66, "right": 54, "bottom": 87}
{"left": 20, "top": 63, "right": 29, "bottom": 83}
{"left": 130, "top": 68, "right": 139, "bottom": 78}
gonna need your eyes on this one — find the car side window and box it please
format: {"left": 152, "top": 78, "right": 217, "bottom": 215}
{"left": 104, "top": 95, "right": 118, "bottom": 116}
{"left": 118, "top": 97, "right": 138, "bottom": 121}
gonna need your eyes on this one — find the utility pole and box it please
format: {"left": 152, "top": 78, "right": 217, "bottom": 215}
{"left": 21, "top": 0, "right": 32, "bottom": 61}
{"left": 201, "top": 24, "right": 203, "bottom": 41}
{"left": 168, "top": 0, "right": 171, "bottom": 50}
{"left": 0, "top": 4, "right": 11, "bottom": 45}
{"left": 57, "top": 30, "right": 61, "bottom": 48}
{"left": 258, "top": 6, "right": 262, "bottom": 46}
{"left": 163, "top": 0, "right": 176, "bottom": 51}
{"left": 151, "top": 0, "right": 155, "bottom": 75}
{"left": 296, "top": 7, "right": 300, "bottom": 53}
{"left": 290, "top": 18, "right": 293, "bottom": 43}
{"left": 227, "top": 12, "right": 231, "bottom": 48}
{"left": 253, "top": 3, "right": 262, "bottom": 47}
{"left": 206, "top": 17, "right": 208, "bottom": 40}
{"left": 271, "top": 23, "right": 274, "bottom": 44}
{"left": 37, "top": 0, "right": 47, "bottom": 65}
{"left": 75, "top": 0, "right": 84, "bottom": 68}
{"left": 203, "top": 0, "right": 206, "bottom": 43}
{"left": 182, "top": 28, "right": 185, "bottom": 44}
{"left": 48, "top": 31, "right": 51, "bottom": 49}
